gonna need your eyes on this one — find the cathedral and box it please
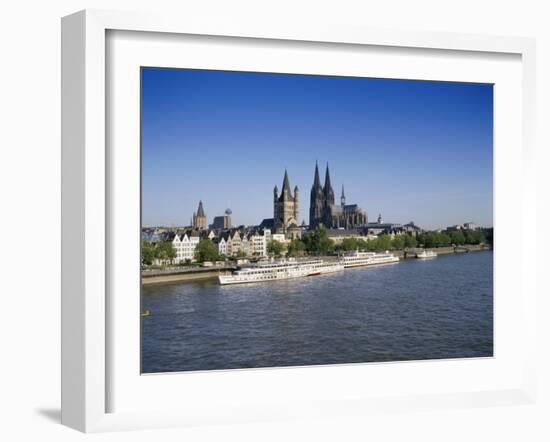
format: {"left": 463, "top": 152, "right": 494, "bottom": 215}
{"left": 273, "top": 170, "right": 300, "bottom": 237}
{"left": 309, "top": 162, "right": 368, "bottom": 230}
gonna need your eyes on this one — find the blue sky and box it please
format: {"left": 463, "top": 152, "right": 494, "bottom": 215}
{"left": 141, "top": 68, "right": 493, "bottom": 230}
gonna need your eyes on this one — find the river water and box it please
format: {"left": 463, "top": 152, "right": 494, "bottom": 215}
{"left": 141, "top": 251, "right": 493, "bottom": 373}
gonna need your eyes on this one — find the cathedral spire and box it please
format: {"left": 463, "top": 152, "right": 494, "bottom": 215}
{"left": 324, "top": 163, "right": 332, "bottom": 189}
{"left": 341, "top": 184, "right": 346, "bottom": 207}
{"left": 323, "top": 162, "right": 335, "bottom": 206}
{"left": 313, "top": 161, "right": 321, "bottom": 188}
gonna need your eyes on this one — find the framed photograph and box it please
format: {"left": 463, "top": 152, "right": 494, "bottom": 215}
{"left": 61, "top": 9, "right": 537, "bottom": 432}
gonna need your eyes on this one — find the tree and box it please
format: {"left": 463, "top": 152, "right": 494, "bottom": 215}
{"left": 356, "top": 238, "right": 368, "bottom": 250}
{"left": 482, "top": 228, "right": 493, "bottom": 245}
{"left": 438, "top": 232, "right": 451, "bottom": 247}
{"left": 477, "top": 231, "right": 486, "bottom": 244}
{"left": 449, "top": 230, "right": 465, "bottom": 246}
{"left": 301, "top": 231, "right": 314, "bottom": 252}
{"left": 301, "top": 227, "right": 334, "bottom": 255}
{"left": 463, "top": 229, "right": 486, "bottom": 245}
{"left": 141, "top": 241, "right": 155, "bottom": 266}
{"left": 366, "top": 238, "right": 378, "bottom": 251}
{"left": 267, "top": 240, "right": 285, "bottom": 257}
{"left": 287, "top": 239, "right": 306, "bottom": 256}
{"left": 404, "top": 235, "right": 417, "bottom": 248}
{"left": 377, "top": 234, "right": 392, "bottom": 251}
{"left": 341, "top": 237, "right": 359, "bottom": 252}
{"left": 194, "top": 239, "right": 220, "bottom": 262}
{"left": 155, "top": 241, "right": 177, "bottom": 264}
{"left": 391, "top": 235, "right": 405, "bottom": 250}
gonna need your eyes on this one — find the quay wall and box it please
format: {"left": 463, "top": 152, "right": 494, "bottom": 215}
{"left": 142, "top": 266, "right": 234, "bottom": 285}
{"left": 142, "top": 245, "right": 490, "bottom": 285}
{"left": 402, "top": 244, "right": 488, "bottom": 259}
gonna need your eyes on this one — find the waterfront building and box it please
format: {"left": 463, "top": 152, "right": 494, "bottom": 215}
{"left": 271, "top": 233, "right": 287, "bottom": 243}
{"left": 273, "top": 170, "right": 300, "bottom": 235}
{"left": 365, "top": 214, "right": 404, "bottom": 237}
{"left": 217, "top": 234, "right": 228, "bottom": 256}
{"left": 141, "top": 227, "right": 167, "bottom": 242}
{"left": 447, "top": 222, "right": 479, "bottom": 231}
{"left": 325, "top": 228, "right": 368, "bottom": 245}
{"left": 192, "top": 200, "right": 208, "bottom": 230}
{"left": 226, "top": 230, "right": 243, "bottom": 256}
{"left": 171, "top": 230, "right": 201, "bottom": 263}
{"left": 403, "top": 221, "right": 422, "bottom": 237}
{"left": 215, "top": 228, "right": 268, "bottom": 257}
{"left": 241, "top": 233, "right": 250, "bottom": 256}
{"left": 250, "top": 229, "right": 268, "bottom": 257}
{"left": 309, "top": 162, "right": 368, "bottom": 230}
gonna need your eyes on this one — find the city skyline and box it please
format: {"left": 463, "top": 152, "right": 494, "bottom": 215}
{"left": 142, "top": 68, "right": 493, "bottom": 230}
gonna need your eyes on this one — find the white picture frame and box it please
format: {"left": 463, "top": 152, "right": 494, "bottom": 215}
{"left": 61, "top": 9, "right": 537, "bottom": 433}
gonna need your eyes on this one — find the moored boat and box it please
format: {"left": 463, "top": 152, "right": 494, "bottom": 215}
{"left": 416, "top": 250, "right": 437, "bottom": 259}
{"left": 218, "top": 258, "right": 344, "bottom": 285}
{"left": 340, "top": 250, "right": 399, "bottom": 268}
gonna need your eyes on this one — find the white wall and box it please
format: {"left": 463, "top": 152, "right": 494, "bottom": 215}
{"left": 0, "top": 1, "right": 548, "bottom": 441}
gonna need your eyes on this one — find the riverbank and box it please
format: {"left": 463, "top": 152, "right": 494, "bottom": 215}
{"left": 142, "top": 266, "right": 236, "bottom": 285}
{"left": 141, "top": 244, "right": 491, "bottom": 285}
{"left": 399, "top": 244, "right": 489, "bottom": 259}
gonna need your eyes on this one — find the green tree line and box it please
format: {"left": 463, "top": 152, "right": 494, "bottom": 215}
{"left": 143, "top": 227, "right": 488, "bottom": 266}
{"left": 141, "top": 240, "right": 176, "bottom": 266}
{"left": 417, "top": 229, "right": 485, "bottom": 248}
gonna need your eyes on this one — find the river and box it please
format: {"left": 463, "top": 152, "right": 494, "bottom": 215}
{"left": 141, "top": 251, "right": 493, "bottom": 373}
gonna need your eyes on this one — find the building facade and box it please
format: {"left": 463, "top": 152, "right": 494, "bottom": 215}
{"left": 365, "top": 214, "right": 404, "bottom": 238}
{"left": 309, "top": 163, "right": 368, "bottom": 230}
{"left": 249, "top": 230, "right": 268, "bottom": 257}
{"left": 192, "top": 200, "right": 207, "bottom": 230}
{"left": 273, "top": 170, "right": 299, "bottom": 235}
{"left": 171, "top": 230, "right": 200, "bottom": 263}
{"left": 210, "top": 209, "right": 232, "bottom": 230}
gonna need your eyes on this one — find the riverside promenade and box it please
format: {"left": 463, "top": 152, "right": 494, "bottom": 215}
{"left": 142, "top": 265, "right": 236, "bottom": 285}
{"left": 141, "top": 244, "right": 490, "bottom": 285}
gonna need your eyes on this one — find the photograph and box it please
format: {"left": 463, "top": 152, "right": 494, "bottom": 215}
{"left": 140, "top": 67, "right": 494, "bottom": 374}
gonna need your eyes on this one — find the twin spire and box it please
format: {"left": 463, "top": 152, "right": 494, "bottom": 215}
{"left": 324, "top": 162, "right": 332, "bottom": 192}
{"left": 313, "top": 161, "right": 321, "bottom": 187}
{"left": 312, "top": 161, "right": 335, "bottom": 199}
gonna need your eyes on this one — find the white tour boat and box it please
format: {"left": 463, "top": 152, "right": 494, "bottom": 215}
{"left": 218, "top": 258, "right": 344, "bottom": 285}
{"left": 416, "top": 250, "right": 437, "bottom": 259}
{"left": 340, "top": 250, "right": 399, "bottom": 268}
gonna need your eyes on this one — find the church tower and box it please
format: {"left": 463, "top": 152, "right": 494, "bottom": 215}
{"left": 322, "top": 163, "right": 335, "bottom": 227}
{"left": 192, "top": 200, "right": 207, "bottom": 230}
{"left": 293, "top": 185, "right": 300, "bottom": 225}
{"left": 341, "top": 185, "right": 346, "bottom": 207}
{"left": 323, "top": 163, "right": 335, "bottom": 207}
{"left": 274, "top": 170, "right": 299, "bottom": 233}
{"left": 309, "top": 161, "right": 324, "bottom": 229}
